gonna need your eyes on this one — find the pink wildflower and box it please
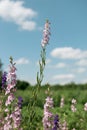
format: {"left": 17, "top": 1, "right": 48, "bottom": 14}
{"left": 4, "top": 58, "right": 22, "bottom": 130}
{"left": 42, "top": 96, "right": 54, "bottom": 130}
{"left": 71, "top": 98, "right": 77, "bottom": 112}
{"left": 60, "top": 120, "right": 68, "bottom": 130}
{"left": 5, "top": 93, "right": 15, "bottom": 106}
{"left": 72, "top": 99, "right": 76, "bottom": 104}
{"left": 60, "top": 97, "right": 64, "bottom": 108}
{"left": 84, "top": 102, "right": 87, "bottom": 111}
{"left": 41, "top": 20, "right": 51, "bottom": 47}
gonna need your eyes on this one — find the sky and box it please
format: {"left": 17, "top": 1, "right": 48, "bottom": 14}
{"left": 0, "top": 0, "right": 87, "bottom": 85}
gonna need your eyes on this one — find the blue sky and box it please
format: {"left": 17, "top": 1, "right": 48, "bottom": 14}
{"left": 0, "top": 0, "right": 87, "bottom": 85}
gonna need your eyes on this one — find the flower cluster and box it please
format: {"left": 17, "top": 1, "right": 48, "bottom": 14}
{"left": 41, "top": 20, "right": 51, "bottom": 47}
{"left": 2, "top": 72, "right": 7, "bottom": 90}
{"left": 60, "top": 97, "right": 64, "bottom": 108}
{"left": 72, "top": 128, "right": 76, "bottom": 130}
{"left": 84, "top": 102, "right": 87, "bottom": 111}
{"left": 71, "top": 98, "right": 77, "bottom": 112}
{"left": 11, "top": 105, "right": 22, "bottom": 129}
{"left": 43, "top": 96, "right": 54, "bottom": 130}
{"left": 60, "top": 120, "right": 68, "bottom": 130}
{"left": 5, "top": 64, "right": 17, "bottom": 95}
{"left": 18, "top": 96, "right": 23, "bottom": 109}
{"left": 11, "top": 97, "right": 23, "bottom": 129}
{"left": 52, "top": 115, "right": 59, "bottom": 130}
{"left": 3, "top": 58, "right": 22, "bottom": 130}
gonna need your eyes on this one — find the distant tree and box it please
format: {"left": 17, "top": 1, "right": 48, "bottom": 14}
{"left": 16, "top": 80, "right": 30, "bottom": 90}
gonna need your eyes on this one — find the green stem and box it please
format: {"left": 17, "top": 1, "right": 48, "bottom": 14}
{"left": 27, "top": 47, "right": 46, "bottom": 129}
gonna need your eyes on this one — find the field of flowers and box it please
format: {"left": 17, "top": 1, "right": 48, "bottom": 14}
{"left": 15, "top": 85, "right": 87, "bottom": 130}
{"left": 0, "top": 20, "right": 87, "bottom": 130}
{"left": 1, "top": 82, "right": 87, "bottom": 130}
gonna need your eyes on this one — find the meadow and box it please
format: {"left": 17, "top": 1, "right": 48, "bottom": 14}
{"left": 0, "top": 20, "right": 87, "bottom": 130}
{"left": 15, "top": 83, "right": 87, "bottom": 130}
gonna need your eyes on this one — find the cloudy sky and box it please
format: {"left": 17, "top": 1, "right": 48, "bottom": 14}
{"left": 0, "top": 0, "right": 87, "bottom": 85}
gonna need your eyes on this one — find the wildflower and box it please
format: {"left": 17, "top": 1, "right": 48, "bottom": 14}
{"left": 4, "top": 120, "right": 12, "bottom": 130}
{"left": 4, "top": 58, "right": 22, "bottom": 130}
{"left": 18, "top": 96, "right": 23, "bottom": 108}
{"left": 71, "top": 105, "right": 77, "bottom": 112}
{"left": 60, "top": 120, "right": 68, "bottom": 130}
{"left": 60, "top": 97, "right": 64, "bottom": 108}
{"left": 2, "top": 72, "right": 7, "bottom": 89}
{"left": 9, "top": 97, "right": 23, "bottom": 129}
{"left": 42, "top": 96, "right": 54, "bottom": 130}
{"left": 41, "top": 20, "right": 51, "bottom": 47}
{"left": 71, "top": 98, "right": 77, "bottom": 112}
{"left": 84, "top": 102, "right": 87, "bottom": 111}
{"left": 5, "top": 64, "right": 17, "bottom": 95}
{"left": 4, "top": 61, "right": 17, "bottom": 130}
{"left": 72, "top": 99, "right": 76, "bottom": 104}
{"left": 52, "top": 114, "right": 59, "bottom": 130}
{"left": 5, "top": 93, "right": 15, "bottom": 106}
{"left": 11, "top": 106, "right": 22, "bottom": 129}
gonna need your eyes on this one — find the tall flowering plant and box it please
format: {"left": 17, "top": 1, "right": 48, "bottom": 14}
{"left": 1, "top": 57, "right": 23, "bottom": 130}
{"left": 25, "top": 20, "right": 51, "bottom": 129}
{"left": 37, "top": 19, "right": 51, "bottom": 86}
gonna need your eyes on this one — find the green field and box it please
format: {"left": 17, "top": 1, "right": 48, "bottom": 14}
{"left": 15, "top": 84, "right": 87, "bottom": 130}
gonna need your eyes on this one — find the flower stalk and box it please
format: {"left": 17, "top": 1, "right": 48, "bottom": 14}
{"left": 3, "top": 57, "right": 22, "bottom": 130}
{"left": 27, "top": 20, "right": 51, "bottom": 129}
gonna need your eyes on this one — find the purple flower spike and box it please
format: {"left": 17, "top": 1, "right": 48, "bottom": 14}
{"left": 18, "top": 96, "right": 23, "bottom": 102}
{"left": 2, "top": 71, "right": 7, "bottom": 89}
{"left": 52, "top": 115, "right": 59, "bottom": 130}
{"left": 18, "top": 96, "right": 23, "bottom": 108}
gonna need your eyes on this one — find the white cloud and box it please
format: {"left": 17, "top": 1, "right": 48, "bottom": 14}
{"left": 76, "top": 59, "right": 87, "bottom": 66}
{"left": 53, "top": 74, "right": 75, "bottom": 80}
{"left": 51, "top": 47, "right": 87, "bottom": 59}
{"left": 15, "top": 58, "right": 29, "bottom": 65}
{"left": 0, "top": 0, "right": 37, "bottom": 31}
{"left": 75, "top": 67, "right": 86, "bottom": 73}
{"left": 71, "top": 67, "right": 86, "bottom": 73}
{"left": 50, "top": 74, "right": 75, "bottom": 85}
{"left": 77, "top": 68, "right": 86, "bottom": 73}
{"left": 47, "top": 62, "right": 67, "bottom": 69}
{"left": 55, "top": 63, "right": 67, "bottom": 68}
